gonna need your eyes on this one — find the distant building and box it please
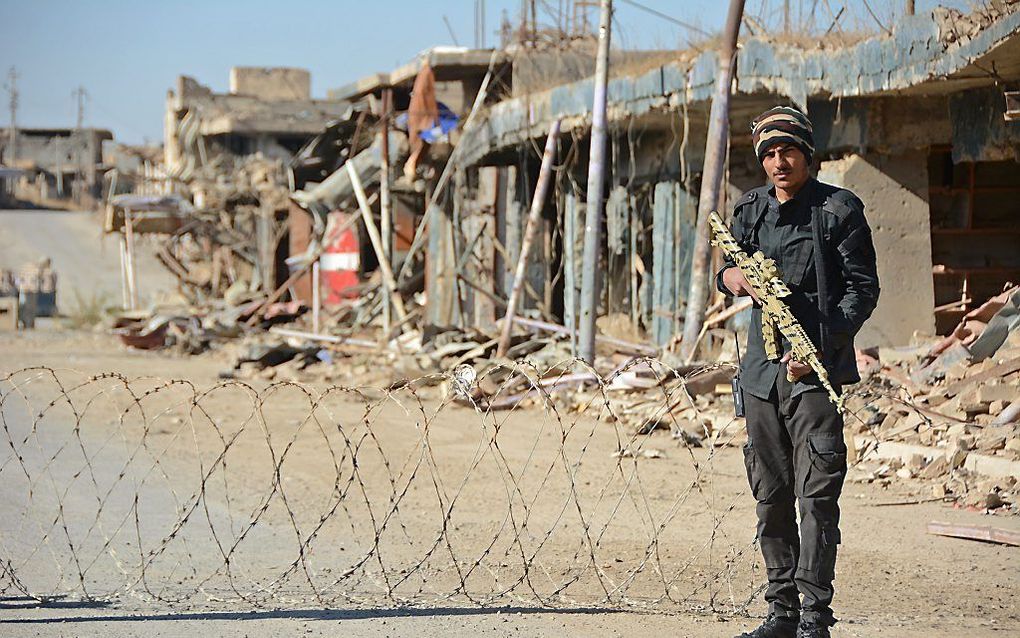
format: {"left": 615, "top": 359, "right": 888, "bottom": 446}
{"left": 0, "top": 127, "right": 112, "bottom": 207}
{"left": 163, "top": 66, "right": 351, "bottom": 180}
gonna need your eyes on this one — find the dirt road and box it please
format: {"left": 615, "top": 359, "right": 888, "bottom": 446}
{"left": 0, "top": 208, "right": 176, "bottom": 312}
{"left": 0, "top": 329, "right": 1017, "bottom": 637}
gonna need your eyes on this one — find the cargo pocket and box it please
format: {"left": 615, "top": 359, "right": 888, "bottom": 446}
{"left": 799, "top": 526, "right": 841, "bottom": 583}
{"left": 743, "top": 441, "right": 779, "bottom": 502}
{"left": 817, "top": 526, "right": 841, "bottom": 582}
{"left": 802, "top": 433, "right": 847, "bottom": 499}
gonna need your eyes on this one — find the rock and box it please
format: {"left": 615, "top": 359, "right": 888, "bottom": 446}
{"left": 977, "top": 434, "right": 1007, "bottom": 452}
{"left": 921, "top": 456, "right": 950, "bottom": 479}
{"left": 976, "top": 384, "right": 1018, "bottom": 404}
{"left": 907, "top": 453, "right": 927, "bottom": 470}
{"left": 947, "top": 446, "right": 969, "bottom": 469}
{"left": 896, "top": 467, "right": 914, "bottom": 479}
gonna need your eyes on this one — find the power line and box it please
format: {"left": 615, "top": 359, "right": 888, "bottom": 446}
{"left": 616, "top": 0, "right": 712, "bottom": 38}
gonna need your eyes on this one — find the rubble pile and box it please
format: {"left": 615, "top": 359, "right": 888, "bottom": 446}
{"left": 847, "top": 286, "right": 1020, "bottom": 515}
{"left": 935, "top": 0, "right": 1019, "bottom": 46}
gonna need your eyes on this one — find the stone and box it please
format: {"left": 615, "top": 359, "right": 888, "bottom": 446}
{"left": 976, "top": 384, "right": 1018, "bottom": 404}
{"left": 907, "top": 453, "right": 927, "bottom": 470}
{"left": 921, "top": 456, "right": 950, "bottom": 479}
{"left": 947, "top": 446, "right": 969, "bottom": 469}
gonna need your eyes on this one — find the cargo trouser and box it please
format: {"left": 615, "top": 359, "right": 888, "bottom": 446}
{"left": 742, "top": 372, "right": 847, "bottom": 627}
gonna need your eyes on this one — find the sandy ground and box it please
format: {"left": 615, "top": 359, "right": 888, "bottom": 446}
{"left": 0, "top": 211, "right": 1017, "bottom": 637}
{"left": 0, "top": 329, "right": 1017, "bottom": 638}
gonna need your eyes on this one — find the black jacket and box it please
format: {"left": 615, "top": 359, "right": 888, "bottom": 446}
{"left": 715, "top": 178, "right": 880, "bottom": 397}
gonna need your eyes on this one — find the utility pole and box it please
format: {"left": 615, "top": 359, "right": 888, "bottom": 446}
{"left": 783, "top": 0, "right": 791, "bottom": 34}
{"left": 72, "top": 85, "right": 88, "bottom": 201}
{"left": 679, "top": 0, "right": 745, "bottom": 362}
{"left": 379, "top": 88, "right": 393, "bottom": 331}
{"left": 577, "top": 0, "right": 612, "bottom": 365}
{"left": 5, "top": 67, "right": 18, "bottom": 166}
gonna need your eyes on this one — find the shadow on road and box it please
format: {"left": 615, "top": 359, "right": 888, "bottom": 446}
{"left": 0, "top": 604, "right": 625, "bottom": 624}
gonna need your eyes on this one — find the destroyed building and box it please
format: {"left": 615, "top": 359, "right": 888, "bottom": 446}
{"left": 0, "top": 126, "right": 112, "bottom": 207}
{"left": 139, "top": 67, "right": 353, "bottom": 304}
{"left": 280, "top": 6, "right": 1020, "bottom": 355}
{"left": 163, "top": 67, "right": 351, "bottom": 187}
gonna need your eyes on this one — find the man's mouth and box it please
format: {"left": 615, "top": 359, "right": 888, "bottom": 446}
{"left": 774, "top": 171, "right": 790, "bottom": 180}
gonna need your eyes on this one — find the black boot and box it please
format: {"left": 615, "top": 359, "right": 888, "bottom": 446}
{"left": 796, "top": 620, "right": 831, "bottom": 638}
{"left": 735, "top": 613, "right": 799, "bottom": 638}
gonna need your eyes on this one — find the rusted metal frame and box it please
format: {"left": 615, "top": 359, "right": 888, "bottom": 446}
{"left": 496, "top": 119, "right": 562, "bottom": 359}
{"left": 577, "top": 0, "right": 613, "bottom": 365}
{"left": 680, "top": 0, "right": 745, "bottom": 361}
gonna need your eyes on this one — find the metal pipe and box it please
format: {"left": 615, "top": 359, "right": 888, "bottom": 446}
{"left": 578, "top": 0, "right": 613, "bottom": 365}
{"left": 124, "top": 209, "right": 138, "bottom": 310}
{"left": 495, "top": 118, "right": 561, "bottom": 359}
{"left": 311, "top": 261, "right": 321, "bottom": 334}
{"left": 346, "top": 161, "right": 408, "bottom": 321}
{"left": 679, "top": 0, "right": 745, "bottom": 361}
{"left": 511, "top": 315, "right": 659, "bottom": 357}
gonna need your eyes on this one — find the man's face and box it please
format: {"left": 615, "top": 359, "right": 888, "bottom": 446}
{"left": 761, "top": 143, "right": 809, "bottom": 193}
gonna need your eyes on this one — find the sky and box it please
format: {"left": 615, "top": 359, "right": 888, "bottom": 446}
{"left": 1, "top": 0, "right": 968, "bottom": 146}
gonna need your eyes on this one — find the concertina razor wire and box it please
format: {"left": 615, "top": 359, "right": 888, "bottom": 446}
{"left": 0, "top": 359, "right": 789, "bottom": 612}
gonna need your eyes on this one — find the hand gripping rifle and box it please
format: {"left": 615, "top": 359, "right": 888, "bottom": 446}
{"left": 709, "top": 211, "right": 844, "bottom": 413}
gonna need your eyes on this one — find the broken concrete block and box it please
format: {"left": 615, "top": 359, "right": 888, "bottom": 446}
{"left": 921, "top": 456, "right": 950, "bottom": 479}
{"left": 947, "top": 446, "right": 969, "bottom": 469}
{"left": 976, "top": 384, "right": 1018, "bottom": 404}
{"left": 978, "top": 435, "right": 1007, "bottom": 452}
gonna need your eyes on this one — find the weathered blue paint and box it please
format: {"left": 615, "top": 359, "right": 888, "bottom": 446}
{"left": 649, "top": 182, "right": 698, "bottom": 345}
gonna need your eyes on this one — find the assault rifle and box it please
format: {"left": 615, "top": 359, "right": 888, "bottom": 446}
{"left": 709, "top": 211, "right": 844, "bottom": 413}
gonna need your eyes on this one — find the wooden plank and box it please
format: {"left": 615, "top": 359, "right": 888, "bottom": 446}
{"left": 651, "top": 182, "right": 676, "bottom": 346}
{"left": 926, "top": 521, "right": 1020, "bottom": 546}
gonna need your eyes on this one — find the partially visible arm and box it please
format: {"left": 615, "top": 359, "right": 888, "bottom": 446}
{"left": 828, "top": 201, "right": 880, "bottom": 347}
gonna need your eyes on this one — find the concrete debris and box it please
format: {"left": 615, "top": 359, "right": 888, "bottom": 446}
{"left": 934, "top": 0, "right": 1019, "bottom": 46}
{"left": 847, "top": 322, "right": 1020, "bottom": 515}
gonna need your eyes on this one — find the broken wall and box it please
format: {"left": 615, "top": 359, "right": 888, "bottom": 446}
{"left": 230, "top": 67, "right": 311, "bottom": 101}
{"left": 818, "top": 151, "right": 936, "bottom": 347}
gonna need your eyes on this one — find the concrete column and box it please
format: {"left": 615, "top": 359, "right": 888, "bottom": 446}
{"left": 818, "top": 151, "right": 935, "bottom": 347}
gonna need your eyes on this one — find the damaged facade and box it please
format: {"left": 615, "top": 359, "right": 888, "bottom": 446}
{"left": 0, "top": 127, "right": 112, "bottom": 207}
{"left": 325, "top": 5, "right": 1019, "bottom": 349}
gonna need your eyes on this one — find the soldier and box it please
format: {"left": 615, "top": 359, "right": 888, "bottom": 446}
{"left": 718, "top": 106, "right": 880, "bottom": 638}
